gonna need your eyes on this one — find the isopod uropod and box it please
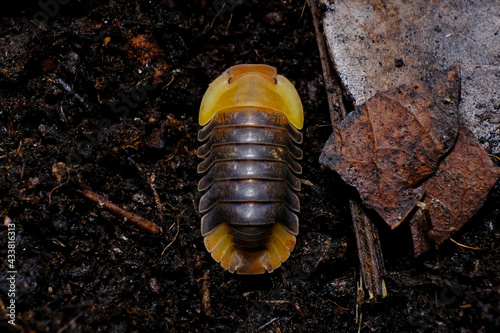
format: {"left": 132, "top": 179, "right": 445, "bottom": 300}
{"left": 197, "top": 64, "right": 303, "bottom": 274}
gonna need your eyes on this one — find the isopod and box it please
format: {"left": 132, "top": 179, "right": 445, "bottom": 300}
{"left": 197, "top": 64, "right": 303, "bottom": 274}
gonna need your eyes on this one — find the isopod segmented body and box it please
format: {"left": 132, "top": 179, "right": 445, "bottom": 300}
{"left": 197, "top": 64, "right": 303, "bottom": 274}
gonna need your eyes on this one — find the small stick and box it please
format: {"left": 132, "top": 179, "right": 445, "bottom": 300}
{"left": 310, "top": 0, "right": 387, "bottom": 300}
{"left": 161, "top": 212, "right": 181, "bottom": 255}
{"left": 144, "top": 169, "right": 173, "bottom": 240}
{"left": 257, "top": 317, "right": 278, "bottom": 331}
{"left": 77, "top": 188, "right": 162, "bottom": 235}
{"left": 449, "top": 238, "right": 486, "bottom": 251}
{"left": 56, "top": 313, "right": 83, "bottom": 333}
{"left": 350, "top": 200, "right": 387, "bottom": 299}
{"left": 326, "top": 298, "right": 349, "bottom": 311}
{"left": 200, "top": 271, "right": 212, "bottom": 317}
{"left": 309, "top": 0, "right": 347, "bottom": 123}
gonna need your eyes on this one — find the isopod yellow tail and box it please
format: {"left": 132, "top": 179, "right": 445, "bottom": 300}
{"left": 203, "top": 223, "right": 297, "bottom": 274}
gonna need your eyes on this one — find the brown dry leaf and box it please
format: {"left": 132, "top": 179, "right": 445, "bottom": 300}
{"left": 320, "top": 68, "right": 460, "bottom": 229}
{"left": 410, "top": 126, "right": 500, "bottom": 256}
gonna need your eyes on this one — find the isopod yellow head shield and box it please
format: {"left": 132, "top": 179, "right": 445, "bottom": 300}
{"left": 197, "top": 64, "right": 303, "bottom": 274}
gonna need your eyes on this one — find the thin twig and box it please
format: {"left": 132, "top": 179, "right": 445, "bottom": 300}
{"left": 201, "top": 270, "right": 212, "bottom": 317}
{"left": 161, "top": 210, "right": 182, "bottom": 255}
{"left": 146, "top": 171, "right": 174, "bottom": 239}
{"left": 309, "top": 0, "right": 347, "bottom": 122}
{"left": 134, "top": 163, "right": 175, "bottom": 239}
{"left": 56, "top": 313, "right": 84, "bottom": 333}
{"left": 148, "top": 173, "right": 165, "bottom": 224}
{"left": 310, "top": 0, "right": 387, "bottom": 301}
{"left": 77, "top": 188, "right": 162, "bottom": 235}
{"left": 298, "top": 0, "right": 308, "bottom": 24}
{"left": 226, "top": 12, "right": 233, "bottom": 30}
{"left": 449, "top": 238, "right": 487, "bottom": 251}
{"left": 257, "top": 317, "right": 278, "bottom": 331}
{"left": 326, "top": 298, "right": 348, "bottom": 311}
{"left": 490, "top": 154, "right": 500, "bottom": 162}
{"left": 48, "top": 179, "right": 70, "bottom": 205}
{"left": 210, "top": 2, "right": 226, "bottom": 29}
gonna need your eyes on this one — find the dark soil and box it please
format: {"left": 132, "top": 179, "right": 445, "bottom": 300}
{"left": 1, "top": 1, "right": 499, "bottom": 332}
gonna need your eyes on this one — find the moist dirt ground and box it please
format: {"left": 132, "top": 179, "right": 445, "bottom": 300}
{"left": 1, "top": 1, "right": 499, "bottom": 332}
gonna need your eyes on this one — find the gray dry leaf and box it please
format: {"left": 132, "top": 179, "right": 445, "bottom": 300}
{"left": 322, "top": 0, "right": 500, "bottom": 154}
